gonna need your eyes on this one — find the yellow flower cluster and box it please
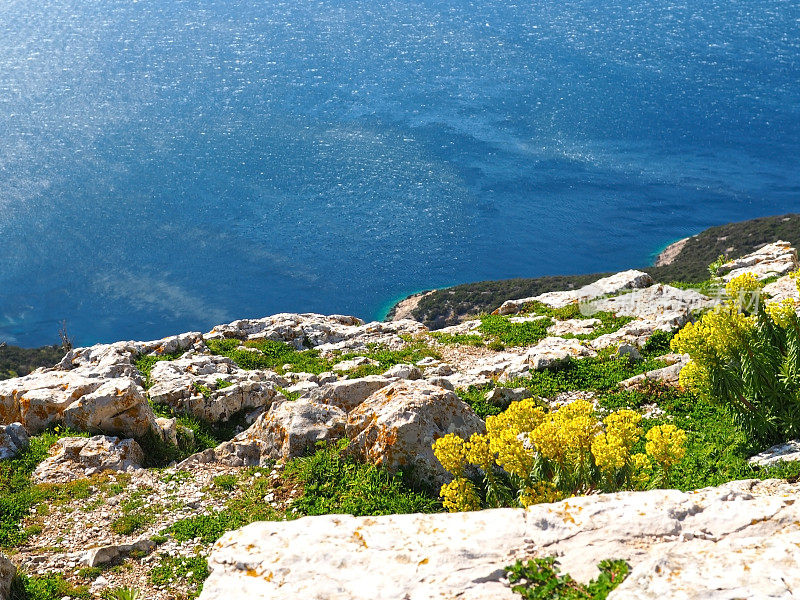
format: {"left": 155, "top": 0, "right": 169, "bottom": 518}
{"left": 677, "top": 359, "right": 706, "bottom": 391}
{"left": 520, "top": 482, "right": 564, "bottom": 507}
{"left": 440, "top": 477, "right": 482, "bottom": 512}
{"left": 645, "top": 424, "right": 687, "bottom": 470}
{"left": 432, "top": 434, "right": 467, "bottom": 476}
{"left": 765, "top": 298, "right": 797, "bottom": 328}
{"left": 671, "top": 304, "right": 754, "bottom": 364}
{"left": 434, "top": 398, "right": 687, "bottom": 512}
{"left": 725, "top": 272, "right": 763, "bottom": 297}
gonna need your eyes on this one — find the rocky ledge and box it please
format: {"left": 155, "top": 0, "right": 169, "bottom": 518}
{"left": 201, "top": 479, "right": 800, "bottom": 600}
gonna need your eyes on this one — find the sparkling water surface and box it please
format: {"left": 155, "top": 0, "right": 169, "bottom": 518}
{"left": 1, "top": 0, "right": 798, "bottom": 346}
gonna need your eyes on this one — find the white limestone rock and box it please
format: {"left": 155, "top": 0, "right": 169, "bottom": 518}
{"left": 764, "top": 273, "right": 800, "bottom": 304}
{"left": 181, "top": 398, "right": 347, "bottom": 468}
{"left": 748, "top": 440, "right": 800, "bottom": 467}
{"left": 382, "top": 364, "right": 422, "bottom": 380}
{"left": 82, "top": 538, "right": 156, "bottom": 568}
{"left": 587, "top": 284, "right": 715, "bottom": 329}
{"left": 345, "top": 380, "right": 485, "bottom": 487}
{"left": 0, "top": 553, "right": 15, "bottom": 600}
{"left": 61, "top": 378, "right": 157, "bottom": 439}
{"left": 497, "top": 270, "right": 653, "bottom": 314}
{"left": 619, "top": 354, "right": 689, "bottom": 389}
{"left": 33, "top": 436, "right": 144, "bottom": 483}
{"left": 547, "top": 318, "right": 600, "bottom": 337}
{"left": 200, "top": 479, "right": 800, "bottom": 600}
{"left": 331, "top": 357, "right": 379, "bottom": 371}
{"left": 0, "top": 422, "right": 29, "bottom": 460}
{"left": 206, "top": 313, "right": 426, "bottom": 354}
{"left": 719, "top": 241, "right": 798, "bottom": 282}
{"left": 301, "top": 376, "right": 394, "bottom": 412}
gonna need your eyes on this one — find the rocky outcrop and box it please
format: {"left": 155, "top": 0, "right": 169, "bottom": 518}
{"left": 497, "top": 270, "right": 654, "bottom": 315}
{"left": 719, "top": 240, "right": 798, "bottom": 282}
{"left": 181, "top": 399, "right": 347, "bottom": 468}
{"left": 206, "top": 313, "right": 426, "bottom": 354}
{"left": 0, "top": 422, "right": 29, "bottom": 460}
{"left": 0, "top": 373, "right": 158, "bottom": 439}
{"left": 764, "top": 273, "right": 800, "bottom": 304}
{"left": 82, "top": 537, "right": 156, "bottom": 568}
{"left": 33, "top": 436, "right": 144, "bottom": 483}
{"left": 200, "top": 479, "right": 800, "bottom": 600}
{"left": 346, "top": 380, "right": 485, "bottom": 487}
{"left": 618, "top": 354, "right": 689, "bottom": 389}
{"left": 748, "top": 440, "right": 800, "bottom": 467}
{"left": 148, "top": 354, "right": 283, "bottom": 422}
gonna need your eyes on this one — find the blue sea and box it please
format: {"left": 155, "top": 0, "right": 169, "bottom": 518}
{"left": 1, "top": 0, "right": 798, "bottom": 347}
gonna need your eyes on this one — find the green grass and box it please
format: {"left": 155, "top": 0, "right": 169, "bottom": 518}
{"left": 163, "top": 441, "right": 440, "bottom": 546}
{"left": 505, "top": 352, "right": 668, "bottom": 399}
{"left": 0, "top": 428, "right": 92, "bottom": 547}
{"left": 430, "top": 332, "right": 485, "bottom": 346}
{"left": 456, "top": 384, "right": 506, "bottom": 419}
{"left": 149, "top": 555, "right": 209, "bottom": 599}
{"left": 208, "top": 337, "right": 440, "bottom": 378}
{"left": 602, "top": 384, "right": 800, "bottom": 491}
{"left": 478, "top": 314, "right": 553, "bottom": 347}
{"left": 206, "top": 338, "right": 332, "bottom": 374}
{"left": 9, "top": 573, "right": 90, "bottom": 600}
{"left": 285, "top": 440, "right": 440, "bottom": 516}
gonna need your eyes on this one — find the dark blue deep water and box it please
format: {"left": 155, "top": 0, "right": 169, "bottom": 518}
{"left": 1, "top": 0, "right": 799, "bottom": 346}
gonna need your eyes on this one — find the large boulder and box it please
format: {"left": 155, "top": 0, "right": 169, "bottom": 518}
{"left": 587, "top": 284, "right": 715, "bottom": 329}
{"left": 0, "top": 422, "right": 29, "bottom": 460}
{"left": 32, "top": 436, "right": 144, "bottom": 483}
{"left": 301, "top": 376, "right": 394, "bottom": 412}
{"left": 345, "top": 380, "right": 485, "bottom": 488}
{"left": 148, "top": 354, "right": 282, "bottom": 422}
{"left": 207, "top": 313, "right": 426, "bottom": 354}
{"left": 180, "top": 398, "right": 347, "bottom": 468}
{"left": 0, "top": 553, "right": 15, "bottom": 600}
{"left": 61, "top": 378, "right": 157, "bottom": 439}
{"left": 200, "top": 479, "right": 800, "bottom": 600}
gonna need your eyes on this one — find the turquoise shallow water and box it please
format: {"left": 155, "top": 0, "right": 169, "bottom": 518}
{"left": 0, "top": 0, "right": 798, "bottom": 346}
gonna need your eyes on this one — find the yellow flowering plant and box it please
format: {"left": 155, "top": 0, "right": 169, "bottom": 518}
{"left": 433, "top": 399, "right": 687, "bottom": 512}
{"left": 672, "top": 270, "right": 800, "bottom": 444}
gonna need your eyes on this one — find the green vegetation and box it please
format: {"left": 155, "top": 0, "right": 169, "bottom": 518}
{"left": 205, "top": 338, "right": 331, "bottom": 374}
{"left": 101, "top": 588, "right": 142, "bottom": 600}
{"left": 477, "top": 315, "right": 553, "bottom": 347}
{"left": 0, "top": 344, "right": 65, "bottom": 381}
{"left": 430, "top": 332, "right": 485, "bottom": 346}
{"left": 672, "top": 273, "right": 800, "bottom": 445}
{"left": 9, "top": 573, "right": 90, "bottom": 600}
{"left": 110, "top": 490, "right": 160, "bottom": 535}
{"left": 149, "top": 555, "right": 209, "bottom": 599}
{"left": 285, "top": 440, "right": 439, "bottom": 516}
{"left": 505, "top": 557, "right": 629, "bottom": 600}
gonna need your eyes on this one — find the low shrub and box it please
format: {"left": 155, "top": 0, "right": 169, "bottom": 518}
{"left": 505, "top": 557, "right": 629, "bottom": 600}
{"left": 672, "top": 272, "right": 800, "bottom": 445}
{"left": 433, "top": 399, "right": 686, "bottom": 511}
{"left": 285, "top": 440, "right": 439, "bottom": 516}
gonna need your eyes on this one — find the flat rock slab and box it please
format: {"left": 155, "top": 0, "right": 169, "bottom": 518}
{"left": 200, "top": 480, "right": 800, "bottom": 600}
